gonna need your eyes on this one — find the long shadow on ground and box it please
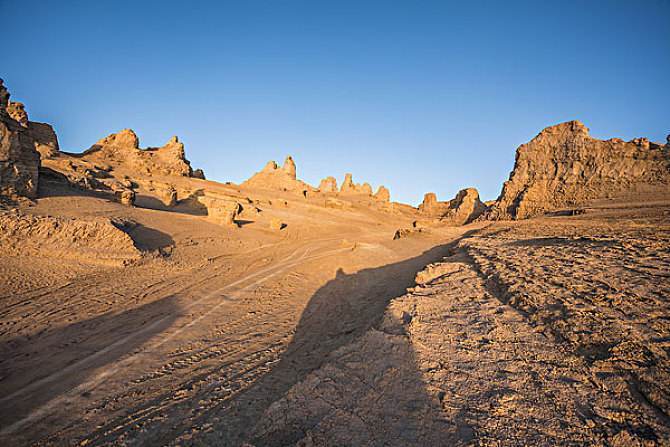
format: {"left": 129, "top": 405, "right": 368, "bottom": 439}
{"left": 0, "top": 295, "right": 181, "bottom": 436}
{"left": 182, "top": 231, "right": 479, "bottom": 446}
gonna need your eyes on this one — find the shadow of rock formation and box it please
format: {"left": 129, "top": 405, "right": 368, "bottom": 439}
{"left": 0, "top": 295, "right": 181, "bottom": 431}
{"left": 177, "top": 236, "right": 477, "bottom": 445}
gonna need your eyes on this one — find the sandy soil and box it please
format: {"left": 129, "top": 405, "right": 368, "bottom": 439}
{"left": 1, "top": 184, "right": 668, "bottom": 446}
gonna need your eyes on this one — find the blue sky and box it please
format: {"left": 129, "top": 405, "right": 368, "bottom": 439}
{"left": 3, "top": 0, "right": 668, "bottom": 204}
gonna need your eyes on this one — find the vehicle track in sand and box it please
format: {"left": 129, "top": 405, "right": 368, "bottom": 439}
{"left": 0, "top": 236, "right": 353, "bottom": 442}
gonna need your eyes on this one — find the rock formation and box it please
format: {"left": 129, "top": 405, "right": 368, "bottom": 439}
{"left": 7, "top": 102, "right": 28, "bottom": 127}
{"left": 374, "top": 185, "right": 390, "bottom": 202}
{"left": 439, "top": 188, "right": 486, "bottom": 225}
{"left": 270, "top": 218, "right": 286, "bottom": 230}
{"left": 340, "top": 173, "right": 356, "bottom": 193}
{"left": 162, "top": 185, "right": 178, "bottom": 207}
{"left": 339, "top": 173, "right": 373, "bottom": 196}
{"left": 283, "top": 156, "right": 296, "bottom": 179}
{"left": 7, "top": 99, "right": 60, "bottom": 158}
{"left": 418, "top": 192, "right": 447, "bottom": 215}
{"left": 418, "top": 188, "right": 485, "bottom": 225}
{"left": 83, "top": 131, "right": 203, "bottom": 178}
{"left": 0, "top": 80, "right": 41, "bottom": 199}
{"left": 192, "top": 168, "right": 206, "bottom": 180}
{"left": 242, "top": 156, "right": 312, "bottom": 193}
{"left": 189, "top": 192, "right": 242, "bottom": 227}
{"left": 487, "top": 120, "right": 670, "bottom": 219}
{"left": 28, "top": 121, "right": 60, "bottom": 158}
{"left": 393, "top": 227, "right": 425, "bottom": 240}
{"left": 318, "top": 176, "right": 338, "bottom": 193}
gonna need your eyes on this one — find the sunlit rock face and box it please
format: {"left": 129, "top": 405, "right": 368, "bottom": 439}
{"left": 0, "top": 80, "right": 40, "bottom": 199}
{"left": 487, "top": 120, "right": 670, "bottom": 219}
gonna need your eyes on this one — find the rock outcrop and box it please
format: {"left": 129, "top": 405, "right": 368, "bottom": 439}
{"left": 83, "top": 131, "right": 202, "bottom": 178}
{"left": 418, "top": 192, "right": 448, "bottom": 215}
{"left": 7, "top": 98, "right": 60, "bottom": 159}
{"left": 183, "top": 191, "right": 242, "bottom": 227}
{"left": 418, "top": 188, "right": 485, "bottom": 225}
{"left": 487, "top": 120, "right": 670, "bottom": 219}
{"left": 374, "top": 185, "right": 390, "bottom": 202}
{"left": 28, "top": 121, "right": 60, "bottom": 158}
{"left": 0, "top": 80, "right": 41, "bottom": 200}
{"left": 318, "top": 176, "right": 338, "bottom": 193}
{"left": 7, "top": 102, "right": 28, "bottom": 127}
{"left": 242, "top": 156, "right": 312, "bottom": 193}
{"left": 439, "top": 188, "right": 486, "bottom": 225}
{"left": 339, "top": 173, "right": 373, "bottom": 196}
{"left": 269, "top": 218, "right": 286, "bottom": 231}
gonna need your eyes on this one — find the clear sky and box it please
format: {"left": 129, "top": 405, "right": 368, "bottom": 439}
{"left": 3, "top": 1, "right": 669, "bottom": 204}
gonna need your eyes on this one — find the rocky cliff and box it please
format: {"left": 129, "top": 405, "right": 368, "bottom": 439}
{"left": 0, "top": 80, "right": 41, "bottom": 200}
{"left": 487, "top": 121, "right": 670, "bottom": 219}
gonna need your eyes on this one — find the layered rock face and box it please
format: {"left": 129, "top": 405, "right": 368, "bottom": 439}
{"left": 487, "top": 121, "right": 670, "bottom": 219}
{"left": 0, "top": 80, "right": 41, "bottom": 199}
{"left": 242, "top": 156, "right": 312, "bottom": 192}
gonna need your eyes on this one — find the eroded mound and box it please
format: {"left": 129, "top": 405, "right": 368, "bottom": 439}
{"left": 0, "top": 211, "right": 141, "bottom": 266}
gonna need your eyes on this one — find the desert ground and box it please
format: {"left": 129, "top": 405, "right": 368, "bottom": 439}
{"left": 1, "top": 79, "right": 669, "bottom": 446}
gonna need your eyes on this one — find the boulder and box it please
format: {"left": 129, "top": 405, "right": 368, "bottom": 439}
{"left": 486, "top": 120, "right": 670, "bottom": 219}
{"left": 114, "top": 188, "right": 136, "bottom": 207}
{"left": 270, "top": 218, "right": 286, "bottom": 230}
{"left": 393, "top": 227, "right": 424, "bottom": 240}
{"left": 192, "top": 193, "right": 241, "bottom": 227}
